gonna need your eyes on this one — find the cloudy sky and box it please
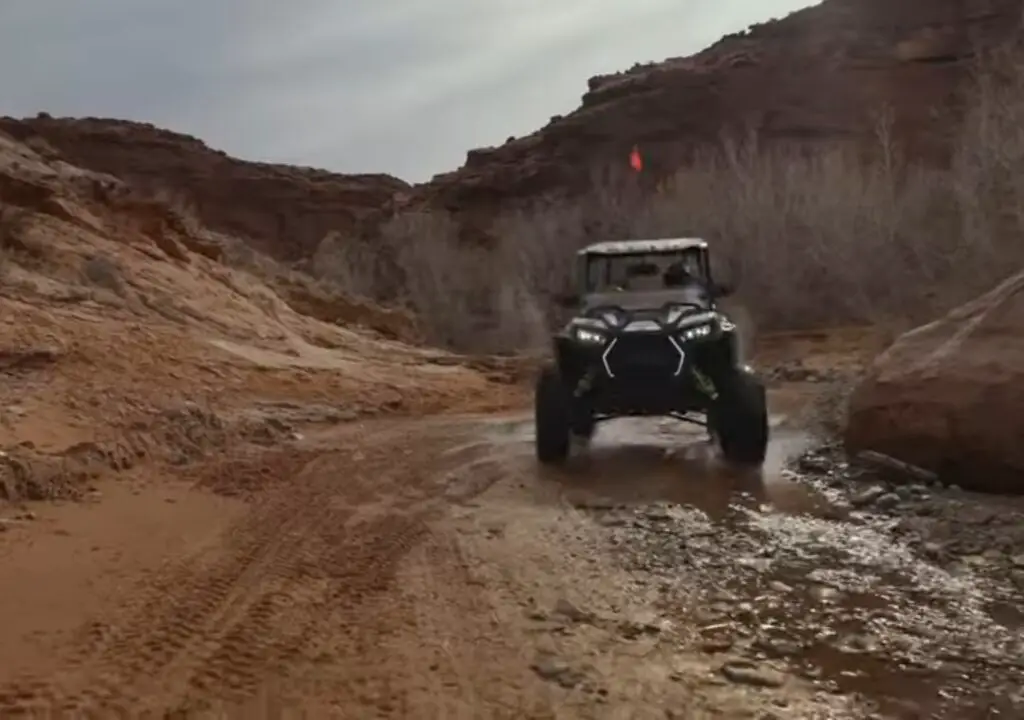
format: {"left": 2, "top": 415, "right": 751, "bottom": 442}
{"left": 0, "top": 0, "right": 816, "bottom": 182}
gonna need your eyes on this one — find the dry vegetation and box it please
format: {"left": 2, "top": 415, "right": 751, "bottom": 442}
{"left": 315, "top": 45, "right": 1024, "bottom": 354}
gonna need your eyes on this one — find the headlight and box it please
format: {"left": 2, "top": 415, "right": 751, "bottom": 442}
{"left": 574, "top": 327, "right": 608, "bottom": 345}
{"left": 679, "top": 323, "right": 713, "bottom": 341}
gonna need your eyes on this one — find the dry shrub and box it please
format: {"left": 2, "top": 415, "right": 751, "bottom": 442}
{"left": 313, "top": 215, "right": 547, "bottom": 352}
{"left": 311, "top": 229, "right": 388, "bottom": 301}
{"left": 319, "top": 45, "right": 1024, "bottom": 353}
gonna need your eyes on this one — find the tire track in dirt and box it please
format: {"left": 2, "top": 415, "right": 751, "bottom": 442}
{"left": 0, "top": 447, "right": 330, "bottom": 714}
{"left": 0, "top": 423, "right": 463, "bottom": 717}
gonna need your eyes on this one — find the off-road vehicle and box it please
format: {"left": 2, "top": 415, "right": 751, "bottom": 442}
{"left": 534, "top": 238, "right": 768, "bottom": 466}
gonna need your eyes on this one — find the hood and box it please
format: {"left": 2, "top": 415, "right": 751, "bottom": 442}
{"left": 582, "top": 286, "right": 711, "bottom": 313}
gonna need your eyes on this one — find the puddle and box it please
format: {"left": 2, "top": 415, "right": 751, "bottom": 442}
{"left": 987, "top": 600, "right": 1024, "bottom": 630}
{"left": 537, "top": 419, "right": 1024, "bottom": 718}
{"left": 531, "top": 417, "right": 832, "bottom": 523}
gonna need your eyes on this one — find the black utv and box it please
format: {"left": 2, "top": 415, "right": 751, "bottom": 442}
{"left": 534, "top": 238, "right": 768, "bottom": 466}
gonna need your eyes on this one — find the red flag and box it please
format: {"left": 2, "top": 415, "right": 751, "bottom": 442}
{"left": 629, "top": 145, "right": 643, "bottom": 172}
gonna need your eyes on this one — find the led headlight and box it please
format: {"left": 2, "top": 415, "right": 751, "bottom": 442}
{"left": 574, "top": 326, "right": 608, "bottom": 344}
{"left": 577, "top": 329, "right": 606, "bottom": 346}
{"left": 679, "top": 323, "right": 713, "bottom": 341}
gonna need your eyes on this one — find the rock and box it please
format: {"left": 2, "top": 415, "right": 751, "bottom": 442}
{"left": 821, "top": 501, "right": 851, "bottom": 521}
{"left": 809, "top": 585, "right": 841, "bottom": 603}
{"left": 643, "top": 505, "right": 677, "bottom": 522}
{"left": 874, "top": 493, "right": 902, "bottom": 511}
{"left": 619, "top": 617, "right": 663, "bottom": 639}
{"left": 553, "top": 597, "right": 595, "bottom": 623}
{"left": 846, "top": 270, "right": 1024, "bottom": 494}
{"left": 531, "top": 655, "right": 584, "bottom": 688}
{"left": 851, "top": 486, "right": 887, "bottom": 508}
{"left": 571, "top": 496, "right": 618, "bottom": 511}
{"left": 797, "top": 453, "right": 831, "bottom": 474}
{"left": 753, "top": 636, "right": 804, "bottom": 657}
{"left": 700, "top": 638, "right": 734, "bottom": 653}
{"left": 720, "top": 661, "right": 786, "bottom": 688}
{"left": 838, "top": 633, "right": 880, "bottom": 654}
{"left": 854, "top": 450, "right": 939, "bottom": 485}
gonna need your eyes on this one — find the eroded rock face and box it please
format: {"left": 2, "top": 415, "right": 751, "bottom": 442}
{"left": 0, "top": 116, "right": 410, "bottom": 263}
{"left": 411, "top": 0, "right": 1021, "bottom": 220}
{"left": 845, "top": 270, "right": 1024, "bottom": 494}
{"left": 3, "top": 0, "right": 1021, "bottom": 260}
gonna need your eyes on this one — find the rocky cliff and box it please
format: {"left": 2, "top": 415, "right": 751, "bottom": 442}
{"left": 0, "top": 116, "right": 409, "bottom": 262}
{"left": 3, "top": 0, "right": 1020, "bottom": 259}
{"left": 414, "top": 0, "right": 1021, "bottom": 217}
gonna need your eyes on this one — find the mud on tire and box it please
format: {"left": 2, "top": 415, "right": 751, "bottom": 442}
{"left": 712, "top": 368, "right": 769, "bottom": 465}
{"left": 535, "top": 365, "right": 571, "bottom": 464}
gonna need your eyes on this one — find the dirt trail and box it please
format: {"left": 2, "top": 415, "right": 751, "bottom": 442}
{"left": 0, "top": 406, "right": 854, "bottom": 719}
{"left": 0, "top": 324, "right": 1020, "bottom": 718}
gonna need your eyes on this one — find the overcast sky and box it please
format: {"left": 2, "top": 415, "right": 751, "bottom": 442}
{"left": 0, "top": 0, "right": 817, "bottom": 182}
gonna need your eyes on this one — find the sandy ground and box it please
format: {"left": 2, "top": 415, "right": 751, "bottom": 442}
{"left": 2, "top": 347, "right": 1020, "bottom": 718}
{"left": 0, "top": 403, "right": 847, "bottom": 719}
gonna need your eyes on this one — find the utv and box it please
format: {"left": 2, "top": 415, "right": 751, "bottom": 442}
{"left": 534, "top": 238, "right": 768, "bottom": 466}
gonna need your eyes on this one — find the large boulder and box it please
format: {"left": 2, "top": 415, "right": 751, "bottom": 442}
{"left": 845, "top": 271, "right": 1024, "bottom": 494}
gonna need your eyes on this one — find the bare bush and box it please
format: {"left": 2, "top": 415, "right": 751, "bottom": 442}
{"left": 381, "top": 213, "right": 548, "bottom": 351}
{"left": 319, "top": 45, "right": 1024, "bottom": 353}
{"left": 311, "top": 230, "right": 388, "bottom": 300}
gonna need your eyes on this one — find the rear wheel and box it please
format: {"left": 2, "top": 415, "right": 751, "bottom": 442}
{"left": 711, "top": 368, "right": 768, "bottom": 465}
{"left": 535, "top": 365, "right": 571, "bottom": 464}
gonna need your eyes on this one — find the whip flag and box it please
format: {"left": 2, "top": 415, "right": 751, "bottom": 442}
{"left": 629, "top": 145, "right": 643, "bottom": 172}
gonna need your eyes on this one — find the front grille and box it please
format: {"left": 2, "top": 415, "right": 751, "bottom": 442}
{"left": 629, "top": 308, "right": 663, "bottom": 322}
{"left": 604, "top": 334, "right": 681, "bottom": 376}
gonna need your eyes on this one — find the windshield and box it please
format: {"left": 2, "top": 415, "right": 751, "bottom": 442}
{"left": 582, "top": 250, "right": 707, "bottom": 293}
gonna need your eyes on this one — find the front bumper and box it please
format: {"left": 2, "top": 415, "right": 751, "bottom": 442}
{"left": 560, "top": 331, "right": 720, "bottom": 415}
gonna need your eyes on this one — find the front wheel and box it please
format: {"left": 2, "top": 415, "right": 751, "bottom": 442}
{"left": 535, "top": 365, "right": 571, "bottom": 464}
{"left": 710, "top": 368, "right": 768, "bottom": 465}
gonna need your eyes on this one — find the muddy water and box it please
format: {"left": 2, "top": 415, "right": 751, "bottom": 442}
{"left": 485, "top": 414, "right": 1024, "bottom": 718}
{"left": 493, "top": 414, "right": 822, "bottom": 517}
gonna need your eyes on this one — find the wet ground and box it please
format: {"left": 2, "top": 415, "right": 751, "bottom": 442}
{"left": 2, "top": 392, "right": 1022, "bottom": 718}
{"left": 517, "top": 415, "right": 1024, "bottom": 719}
{"left": 475, "top": 411, "right": 1019, "bottom": 720}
